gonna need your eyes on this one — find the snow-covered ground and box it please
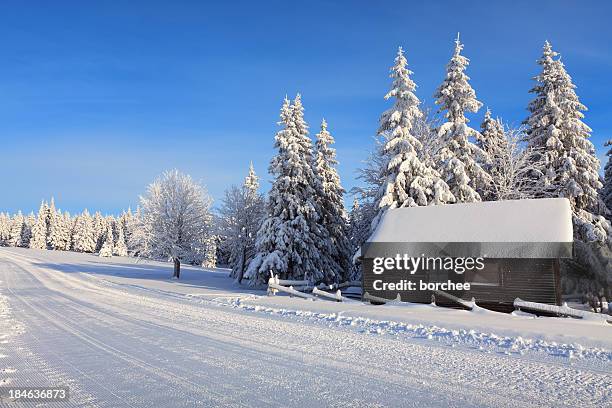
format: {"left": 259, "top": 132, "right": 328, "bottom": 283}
{"left": 0, "top": 247, "right": 610, "bottom": 407}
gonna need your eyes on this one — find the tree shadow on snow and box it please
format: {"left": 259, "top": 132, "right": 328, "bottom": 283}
{"left": 31, "top": 260, "right": 261, "bottom": 294}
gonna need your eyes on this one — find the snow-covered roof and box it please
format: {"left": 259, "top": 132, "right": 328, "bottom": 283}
{"left": 364, "top": 198, "right": 573, "bottom": 259}
{"left": 368, "top": 198, "right": 573, "bottom": 243}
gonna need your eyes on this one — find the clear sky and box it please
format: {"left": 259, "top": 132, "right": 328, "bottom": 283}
{"left": 1, "top": 0, "right": 610, "bottom": 215}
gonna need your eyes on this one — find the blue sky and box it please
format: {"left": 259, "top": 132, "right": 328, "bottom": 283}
{"left": 1, "top": 1, "right": 610, "bottom": 215}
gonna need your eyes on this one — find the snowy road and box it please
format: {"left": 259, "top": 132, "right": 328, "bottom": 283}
{"left": 0, "top": 249, "right": 610, "bottom": 407}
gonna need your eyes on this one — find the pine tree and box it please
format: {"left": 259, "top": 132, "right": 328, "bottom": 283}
{"left": 63, "top": 212, "right": 74, "bottom": 250}
{"left": 219, "top": 163, "right": 266, "bottom": 282}
{"left": 373, "top": 47, "right": 455, "bottom": 232}
{"left": 525, "top": 41, "right": 563, "bottom": 153}
{"left": 525, "top": 41, "right": 609, "bottom": 242}
{"left": 478, "top": 109, "right": 510, "bottom": 201}
{"left": 29, "top": 201, "right": 49, "bottom": 250}
{"left": 103, "top": 216, "right": 116, "bottom": 249}
{"left": 119, "top": 208, "right": 134, "bottom": 251}
{"left": 347, "top": 198, "right": 370, "bottom": 280}
{"left": 603, "top": 140, "right": 612, "bottom": 221}
{"left": 92, "top": 212, "right": 106, "bottom": 251}
{"left": 67, "top": 213, "right": 76, "bottom": 249}
{"left": 127, "top": 206, "right": 148, "bottom": 256}
{"left": 0, "top": 213, "right": 10, "bottom": 246}
{"left": 113, "top": 221, "right": 128, "bottom": 257}
{"left": 46, "top": 198, "right": 57, "bottom": 249}
{"left": 99, "top": 224, "right": 114, "bottom": 257}
{"left": 246, "top": 96, "right": 326, "bottom": 284}
{"left": 20, "top": 212, "right": 35, "bottom": 248}
{"left": 313, "top": 119, "right": 353, "bottom": 281}
{"left": 292, "top": 95, "right": 337, "bottom": 283}
{"left": 50, "top": 209, "right": 71, "bottom": 250}
{"left": 433, "top": 35, "right": 491, "bottom": 203}
{"left": 72, "top": 209, "right": 96, "bottom": 252}
{"left": 8, "top": 212, "right": 25, "bottom": 247}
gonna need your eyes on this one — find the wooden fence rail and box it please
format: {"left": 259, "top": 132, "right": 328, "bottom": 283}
{"left": 514, "top": 298, "right": 611, "bottom": 323}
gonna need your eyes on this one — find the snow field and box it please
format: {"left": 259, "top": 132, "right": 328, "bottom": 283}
{"left": 221, "top": 298, "right": 611, "bottom": 362}
{"left": 0, "top": 248, "right": 610, "bottom": 407}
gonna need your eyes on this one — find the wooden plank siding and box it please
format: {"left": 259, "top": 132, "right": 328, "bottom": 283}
{"left": 463, "top": 259, "right": 560, "bottom": 312}
{"left": 362, "top": 258, "right": 561, "bottom": 313}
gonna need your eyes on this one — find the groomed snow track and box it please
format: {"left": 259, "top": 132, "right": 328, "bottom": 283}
{"left": 0, "top": 248, "right": 610, "bottom": 407}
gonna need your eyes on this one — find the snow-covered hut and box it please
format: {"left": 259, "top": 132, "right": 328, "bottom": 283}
{"left": 362, "top": 198, "right": 573, "bottom": 312}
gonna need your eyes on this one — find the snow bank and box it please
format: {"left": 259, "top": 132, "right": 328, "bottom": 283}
{"left": 223, "top": 297, "right": 611, "bottom": 362}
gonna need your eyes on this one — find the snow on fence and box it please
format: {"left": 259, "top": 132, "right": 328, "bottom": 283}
{"left": 514, "top": 298, "right": 612, "bottom": 323}
{"left": 267, "top": 274, "right": 313, "bottom": 293}
{"left": 363, "top": 292, "right": 402, "bottom": 304}
{"left": 364, "top": 290, "right": 477, "bottom": 311}
{"left": 432, "top": 290, "right": 475, "bottom": 311}
{"left": 267, "top": 281, "right": 315, "bottom": 300}
{"left": 312, "top": 287, "right": 345, "bottom": 302}
{"left": 267, "top": 274, "right": 347, "bottom": 302}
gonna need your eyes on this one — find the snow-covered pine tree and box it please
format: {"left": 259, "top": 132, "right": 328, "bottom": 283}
{"left": 63, "top": 212, "right": 74, "bottom": 250}
{"left": 245, "top": 96, "right": 326, "bottom": 284}
{"left": 92, "top": 212, "right": 106, "bottom": 251}
{"left": 244, "top": 161, "right": 258, "bottom": 190}
{"left": 220, "top": 163, "right": 266, "bottom": 282}
{"left": 49, "top": 208, "right": 71, "bottom": 250}
{"left": 313, "top": 119, "right": 352, "bottom": 281}
{"left": 72, "top": 209, "right": 96, "bottom": 252}
{"left": 106, "top": 216, "right": 117, "bottom": 244}
{"left": 373, "top": 47, "right": 455, "bottom": 231}
{"left": 113, "top": 221, "right": 128, "bottom": 257}
{"left": 140, "top": 169, "right": 214, "bottom": 278}
{"left": 8, "top": 212, "right": 25, "bottom": 247}
{"left": 67, "top": 213, "right": 77, "bottom": 250}
{"left": 347, "top": 198, "right": 370, "bottom": 280}
{"left": 0, "top": 213, "right": 10, "bottom": 246}
{"left": 524, "top": 41, "right": 563, "bottom": 156}
{"left": 348, "top": 199, "right": 364, "bottom": 253}
{"left": 46, "top": 198, "right": 57, "bottom": 249}
{"left": 603, "top": 140, "right": 612, "bottom": 221}
{"left": 433, "top": 35, "right": 491, "bottom": 203}
{"left": 20, "top": 212, "right": 35, "bottom": 248}
{"left": 292, "top": 95, "right": 338, "bottom": 283}
{"left": 29, "top": 201, "right": 49, "bottom": 249}
{"left": 478, "top": 109, "right": 511, "bottom": 201}
{"left": 119, "top": 209, "right": 134, "bottom": 251}
{"left": 127, "top": 206, "right": 148, "bottom": 257}
{"left": 99, "top": 224, "right": 114, "bottom": 257}
{"left": 525, "top": 41, "right": 609, "bottom": 242}
{"left": 352, "top": 108, "right": 442, "bottom": 253}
